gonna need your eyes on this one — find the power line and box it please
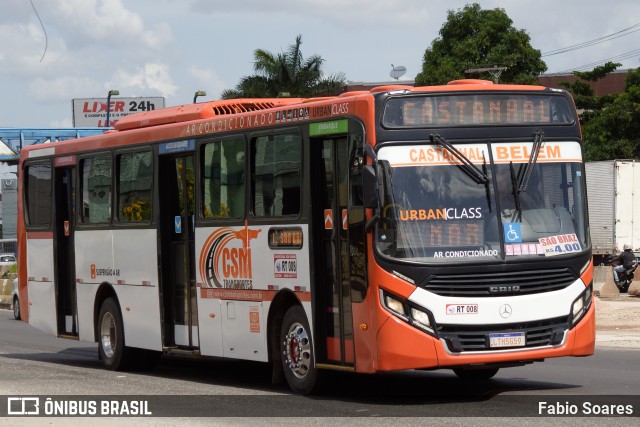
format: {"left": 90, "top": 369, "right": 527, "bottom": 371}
{"left": 557, "top": 48, "right": 640, "bottom": 74}
{"left": 542, "top": 22, "right": 640, "bottom": 57}
{"left": 29, "top": 0, "right": 48, "bottom": 62}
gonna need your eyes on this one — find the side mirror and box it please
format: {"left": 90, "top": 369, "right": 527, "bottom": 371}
{"left": 363, "top": 165, "right": 378, "bottom": 209}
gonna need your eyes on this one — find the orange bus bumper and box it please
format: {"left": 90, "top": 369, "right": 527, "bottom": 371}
{"left": 375, "top": 298, "right": 595, "bottom": 371}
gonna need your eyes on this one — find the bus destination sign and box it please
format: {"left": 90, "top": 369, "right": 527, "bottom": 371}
{"left": 268, "top": 227, "right": 303, "bottom": 249}
{"left": 384, "top": 93, "right": 574, "bottom": 127}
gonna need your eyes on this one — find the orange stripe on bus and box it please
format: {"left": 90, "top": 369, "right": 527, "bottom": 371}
{"left": 200, "top": 288, "right": 310, "bottom": 302}
{"left": 27, "top": 231, "right": 53, "bottom": 239}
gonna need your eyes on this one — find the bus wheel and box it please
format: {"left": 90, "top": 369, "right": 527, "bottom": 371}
{"left": 453, "top": 367, "right": 499, "bottom": 381}
{"left": 98, "top": 297, "right": 132, "bottom": 371}
{"left": 280, "top": 305, "right": 317, "bottom": 394}
{"left": 13, "top": 296, "right": 20, "bottom": 320}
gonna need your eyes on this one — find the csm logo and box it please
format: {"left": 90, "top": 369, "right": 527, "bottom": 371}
{"left": 489, "top": 285, "right": 520, "bottom": 294}
{"left": 7, "top": 397, "right": 40, "bottom": 415}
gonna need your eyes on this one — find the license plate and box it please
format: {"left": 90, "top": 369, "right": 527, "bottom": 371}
{"left": 489, "top": 332, "right": 525, "bottom": 348}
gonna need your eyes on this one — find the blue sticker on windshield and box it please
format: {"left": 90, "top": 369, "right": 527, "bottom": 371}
{"left": 504, "top": 222, "right": 522, "bottom": 243}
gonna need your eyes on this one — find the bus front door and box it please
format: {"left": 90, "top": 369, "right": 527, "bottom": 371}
{"left": 53, "top": 164, "right": 78, "bottom": 337}
{"left": 313, "top": 135, "right": 355, "bottom": 368}
{"left": 159, "top": 154, "right": 198, "bottom": 349}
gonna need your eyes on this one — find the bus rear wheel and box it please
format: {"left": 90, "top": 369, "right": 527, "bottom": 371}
{"left": 453, "top": 367, "right": 499, "bottom": 381}
{"left": 98, "top": 297, "right": 133, "bottom": 371}
{"left": 280, "top": 305, "right": 317, "bottom": 394}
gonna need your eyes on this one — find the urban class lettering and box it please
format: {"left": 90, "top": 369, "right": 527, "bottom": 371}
{"left": 399, "top": 207, "right": 482, "bottom": 221}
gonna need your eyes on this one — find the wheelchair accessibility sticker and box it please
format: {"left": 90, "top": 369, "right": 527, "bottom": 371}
{"left": 504, "top": 222, "right": 522, "bottom": 243}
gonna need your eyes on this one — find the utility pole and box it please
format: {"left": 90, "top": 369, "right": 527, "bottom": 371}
{"left": 465, "top": 65, "right": 508, "bottom": 83}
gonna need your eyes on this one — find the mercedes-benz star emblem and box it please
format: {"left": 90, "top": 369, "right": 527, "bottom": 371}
{"left": 499, "top": 304, "right": 513, "bottom": 319}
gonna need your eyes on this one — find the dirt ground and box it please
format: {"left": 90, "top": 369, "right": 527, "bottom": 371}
{"left": 595, "top": 295, "right": 640, "bottom": 332}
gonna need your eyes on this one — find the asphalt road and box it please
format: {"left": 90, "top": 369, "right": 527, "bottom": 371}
{"left": 0, "top": 309, "right": 639, "bottom": 425}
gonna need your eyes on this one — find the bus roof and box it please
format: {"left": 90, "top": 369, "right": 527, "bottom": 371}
{"left": 114, "top": 98, "right": 306, "bottom": 131}
{"left": 20, "top": 80, "right": 557, "bottom": 159}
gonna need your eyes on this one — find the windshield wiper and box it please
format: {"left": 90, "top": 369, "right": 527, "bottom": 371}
{"left": 516, "top": 129, "right": 545, "bottom": 192}
{"left": 510, "top": 161, "right": 522, "bottom": 221}
{"left": 483, "top": 154, "right": 492, "bottom": 213}
{"left": 430, "top": 133, "right": 489, "bottom": 185}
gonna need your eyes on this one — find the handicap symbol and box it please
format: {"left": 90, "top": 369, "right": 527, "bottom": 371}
{"left": 504, "top": 222, "right": 522, "bottom": 243}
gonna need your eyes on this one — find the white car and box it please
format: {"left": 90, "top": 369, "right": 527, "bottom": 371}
{"left": 0, "top": 254, "right": 16, "bottom": 266}
{"left": 12, "top": 278, "right": 20, "bottom": 320}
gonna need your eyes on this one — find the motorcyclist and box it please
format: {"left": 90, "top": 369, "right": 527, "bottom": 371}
{"left": 613, "top": 243, "right": 636, "bottom": 285}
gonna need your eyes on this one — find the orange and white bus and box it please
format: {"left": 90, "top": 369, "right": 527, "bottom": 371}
{"left": 17, "top": 80, "right": 594, "bottom": 394}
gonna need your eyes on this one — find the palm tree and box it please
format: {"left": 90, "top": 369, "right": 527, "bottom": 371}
{"left": 222, "top": 35, "right": 346, "bottom": 99}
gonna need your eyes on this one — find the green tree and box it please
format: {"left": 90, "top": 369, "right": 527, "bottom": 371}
{"left": 559, "top": 62, "right": 620, "bottom": 111}
{"left": 575, "top": 67, "right": 640, "bottom": 161}
{"left": 222, "top": 35, "right": 346, "bottom": 99}
{"left": 415, "top": 3, "right": 546, "bottom": 86}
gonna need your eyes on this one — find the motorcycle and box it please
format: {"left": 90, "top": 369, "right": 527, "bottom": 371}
{"left": 609, "top": 257, "right": 638, "bottom": 293}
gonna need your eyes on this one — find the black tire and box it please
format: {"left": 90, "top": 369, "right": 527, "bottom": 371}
{"left": 133, "top": 349, "right": 161, "bottom": 371}
{"left": 620, "top": 282, "right": 631, "bottom": 293}
{"left": 280, "top": 305, "right": 318, "bottom": 394}
{"left": 453, "top": 367, "right": 499, "bottom": 381}
{"left": 97, "top": 297, "right": 133, "bottom": 371}
{"left": 13, "top": 296, "right": 20, "bottom": 321}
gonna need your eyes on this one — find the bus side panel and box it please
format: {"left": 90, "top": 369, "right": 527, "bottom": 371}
{"left": 197, "top": 297, "right": 223, "bottom": 357}
{"left": 195, "top": 224, "right": 311, "bottom": 361}
{"left": 221, "top": 301, "right": 267, "bottom": 361}
{"left": 75, "top": 230, "right": 115, "bottom": 287}
{"left": 112, "top": 229, "right": 162, "bottom": 351}
{"left": 26, "top": 237, "right": 57, "bottom": 335}
{"left": 114, "top": 285, "right": 163, "bottom": 351}
{"left": 75, "top": 230, "right": 114, "bottom": 341}
{"left": 76, "top": 283, "right": 99, "bottom": 342}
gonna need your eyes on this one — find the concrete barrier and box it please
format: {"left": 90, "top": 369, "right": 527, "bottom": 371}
{"left": 625, "top": 266, "right": 640, "bottom": 295}
{"left": 0, "top": 278, "right": 13, "bottom": 309}
{"left": 597, "top": 265, "right": 621, "bottom": 297}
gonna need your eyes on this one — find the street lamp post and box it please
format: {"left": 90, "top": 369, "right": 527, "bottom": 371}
{"left": 193, "top": 90, "right": 207, "bottom": 103}
{"left": 106, "top": 89, "right": 120, "bottom": 127}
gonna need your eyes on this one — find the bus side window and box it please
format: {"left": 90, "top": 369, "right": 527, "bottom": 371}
{"left": 80, "top": 155, "right": 112, "bottom": 224}
{"left": 24, "top": 162, "right": 53, "bottom": 228}
{"left": 201, "top": 138, "right": 245, "bottom": 219}
{"left": 117, "top": 151, "right": 153, "bottom": 223}
{"left": 251, "top": 133, "right": 301, "bottom": 217}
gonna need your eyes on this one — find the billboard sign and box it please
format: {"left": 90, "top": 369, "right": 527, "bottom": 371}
{"left": 72, "top": 97, "right": 165, "bottom": 128}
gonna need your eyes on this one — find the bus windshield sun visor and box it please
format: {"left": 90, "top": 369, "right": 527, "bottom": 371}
{"left": 429, "top": 133, "right": 489, "bottom": 185}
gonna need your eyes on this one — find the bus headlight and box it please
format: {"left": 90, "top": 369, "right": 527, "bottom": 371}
{"left": 380, "top": 290, "right": 436, "bottom": 336}
{"left": 383, "top": 293, "right": 408, "bottom": 318}
{"left": 410, "top": 306, "right": 435, "bottom": 334}
{"left": 570, "top": 283, "right": 593, "bottom": 327}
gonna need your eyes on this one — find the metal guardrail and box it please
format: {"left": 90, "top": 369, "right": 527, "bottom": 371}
{"left": 0, "top": 128, "right": 107, "bottom": 163}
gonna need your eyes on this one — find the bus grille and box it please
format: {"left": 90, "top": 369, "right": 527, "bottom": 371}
{"left": 423, "top": 268, "right": 577, "bottom": 297}
{"left": 438, "top": 317, "right": 568, "bottom": 352}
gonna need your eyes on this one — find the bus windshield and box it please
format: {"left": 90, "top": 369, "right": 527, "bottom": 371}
{"left": 376, "top": 141, "right": 587, "bottom": 263}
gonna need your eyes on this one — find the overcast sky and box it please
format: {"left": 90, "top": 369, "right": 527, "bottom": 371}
{"left": 1, "top": 0, "right": 639, "bottom": 127}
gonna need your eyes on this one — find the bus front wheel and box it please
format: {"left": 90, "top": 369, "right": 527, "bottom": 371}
{"left": 98, "top": 297, "right": 133, "bottom": 371}
{"left": 280, "top": 305, "right": 317, "bottom": 394}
